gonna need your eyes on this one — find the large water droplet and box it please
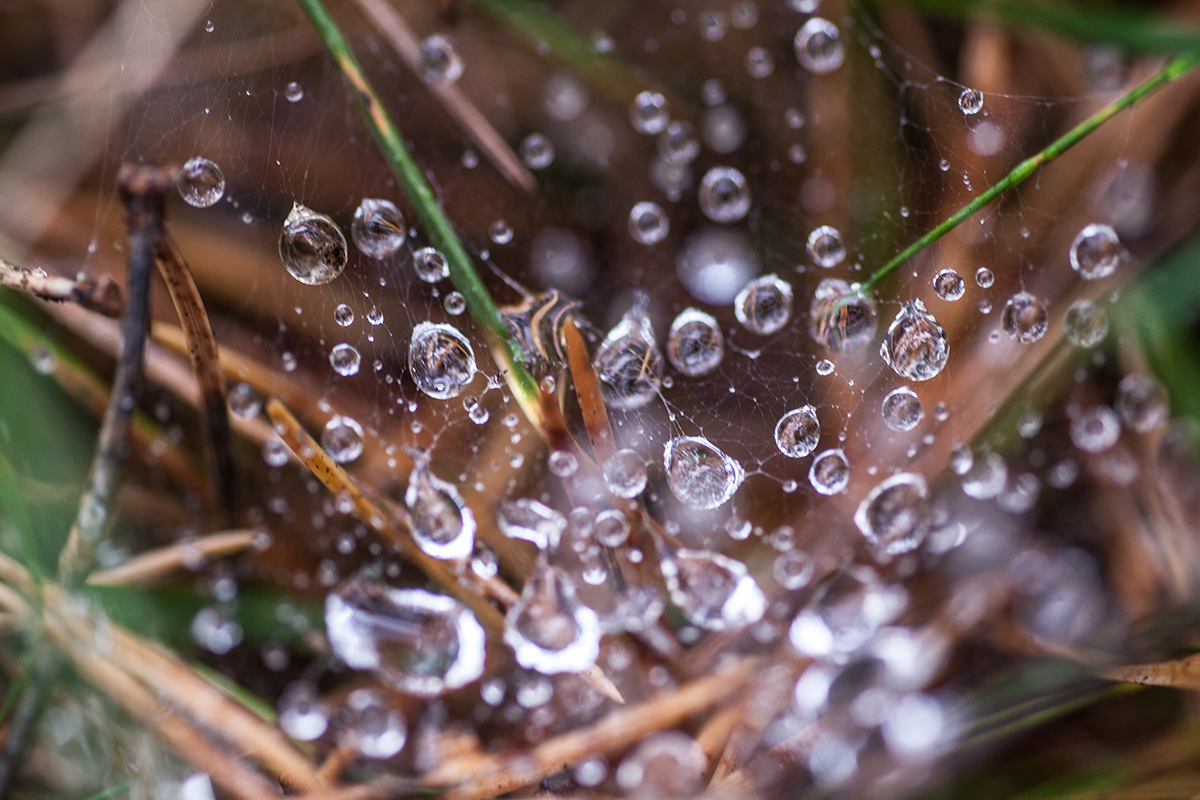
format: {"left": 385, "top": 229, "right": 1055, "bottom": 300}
{"left": 853, "top": 473, "right": 931, "bottom": 555}
{"left": 1001, "top": 292, "right": 1048, "bottom": 343}
{"left": 409, "top": 322, "right": 476, "bottom": 400}
{"left": 352, "top": 198, "right": 406, "bottom": 259}
{"left": 406, "top": 458, "right": 476, "bottom": 559}
{"left": 661, "top": 549, "right": 764, "bottom": 631}
{"left": 1115, "top": 373, "right": 1167, "bottom": 433}
{"left": 666, "top": 308, "right": 724, "bottom": 377}
{"left": 1070, "top": 405, "right": 1121, "bottom": 453}
{"left": 594, "top": 295, "right": 663, "bottom": 410}
{"left": 520, "top": 133, "right": 555, "bottom": 170}
{"left": 809, "top": 449, "right": 849, "bottom": 495}
{"left": 698, "top": 166, "right": 751, "bottom": 223}
{"left": 178, "top": 157, "right": 225, "bottom": 208}
{"left": 279, "top": 203, "right": 347, "bottom": 286}
{"left": 340, "top": 688, "right": 406, "bottom": 758}
{"left": 735, "top": 274, "right": 793, "bottom": 335}
{"left": 630, "top": 91, "right": 669, "bottom": 134}
{"left": 322, "top": 415, "right": 364, "bottom": 463}
{"left": 595, "top": 509, "right": 631, "bottom": 547}
{"left": 808, "top": 279, "right": 877, "bottom": 351}
{"left": 1070, "top": 223, "right": 1123, "bottom": 280}
{"left": 794, "top": 17, "right": 844, "bottom": 74}
{"left": 496, "top": 499, "right": 566, "bottom": 550}
{"left": 228, "top": 382, "right": 262, "bottom": 419}
{"left": 658, "top": 120, "right": 701, "bottom": 165}
{"left": 629, "top": 201, "right": 669, "bottom": 244}
{"left": 775, "top": 405, "right": 820, "bottom": 458}
{"left": 958, "top": 88, "right": 984, "bottom": 115}
{"left": 603, "top": 449, "right": 648, "bottom": 498}
{"left": 330, "top": 342, "right": 361, "bottom": 377}
{"left": 325, "top": 572, "right": 485, "bottom": 695}
{"left": 504, "top": 565, "right": 601, "bottom": 674}
{"left": 807, "top": 225, "right": 846, "bottom": 268}
{"left": 881, "top": 387, "right": 923, "bottom": 432}
{"left": 664, "top": 436, "right": 744, "bottom": 509}
{"left": 881, "top": 300, "right": 949, "bottom": 381}
{"left": 1064, "top": 299, "right": 1109, "bottom": 347}
{"left": 962, "top": 451, "right": 1007, "bottom": 499}
{"left": 419, "top": 34, "right": 464, "bottom": 83}
{"left": 932, "top": 268, "right": 965, "bottom": 301}
{"left": 334, "top": 303, "right": 354, "bottom": 327}
{"left": 278, "top": 681, "right": 328, "bottom": 740}
{"left": 413, "top": 247, "right": 449, "bottom": 283}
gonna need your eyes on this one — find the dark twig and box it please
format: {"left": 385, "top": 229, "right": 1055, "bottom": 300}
{"left": 0, "top": 258, "right": 123, "bottom": 317}
{"left": 57, "top": 164, "right": 172, "bottom": 588}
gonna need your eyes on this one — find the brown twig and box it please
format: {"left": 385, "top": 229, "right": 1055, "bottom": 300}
{"left": 85, "top": 529, "right": 258, "bottom": 586}
{"left": 0, "top": 258, "right": 122, "bottom": 316}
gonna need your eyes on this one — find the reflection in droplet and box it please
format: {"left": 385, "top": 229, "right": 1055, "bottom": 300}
{"left": 228, "top": 382, "right": 262, "bottom": 419}
{"left": 409, "top": 322, "right": 476, "bottom": 399}
{"left": 330, "top": 343, "right": 361, "bottom": 377}
{"left": 322, "top": 416, "right": 364, "bottom": 463}
{"left": 666, "top": 308, "right": 724, "bottom": 377}
{"left": 406, "top": 457, "right": 476, "bottom": 560}
{"left": 334, "top": 304, "right": 354, "bottom": 327}
{"left": 352, "top": 198, "right": 406, "bottom": 258}
{"left": 735, "top": 274, "right": 793, "bottom": 335}
{"left": 1071, "top": 406, "right": 1121, "bottom": 453}
{"left": 594, "top": 295, "right": 663, "bottom": 410}
{"left": 807, "top": 225, "right": 846, "bottom": 268}
{"left": 881, "top": 301, "right": 949, "bottom": 381}
{"left": 958, "top": 88, "right": 984, "bottom": 115}
{"left": 808, "top": 279, "right": 877, "bottom": 351}
{"left": 962, "top": 451, "right": 1007, "bottom": 499}
{"left": 794, "top": 17, "right": 844, "bottom": 74}
{"left": 284, "top": 81, "right": 304, "bottom": 102}
{"left": 881, "top": 386, "right": 923, "bottom": 432}
{"left": 629, "top": 202, "right": 669, "bottom": 244}
{"left": 1064, "top": 300, "right": 1109, "bottom": 347}
{"left": 178, "top": 157, "right": 226, "bottom": 208}
{"left": 853, "top": 473, "right": 931, "bottom": 555}
{"left": 664, "top": 436, "right": 744, "bottom": 509}
{"left": 279, "top": 203, "right": 347, "bottom": 285}
{"left": 419, "top": 34, "right": 464, "bottom": 83}
{"left": 932, "top": 269, "right": 965, "bottom": 301}
{"left": 658, "top": 120, "right": 701, "bottom": 165}
{"left": 974, "top": 267, "right": 994, "bottom": 288}
{"left": 340, "top": 688, "right": 406, "bottom": 759}
{"left": 660, "top": 549, "right": 765, "bottom": 630}
{"left": 520, "top": 133, "right": 555, "bottom": 170}
{"left": 413, "top": 247, "right": 449, "bottom": 283}
{"left": 1001, "top": 292, "right": 1048, "bottom": 343}
{"left": 496, "top": 498, "right": 566, "bottom": 550}
{"left": 1115, "top": 373, "right": 1167, "bottom": 433}
{"left": 1070, "top": 223, "right": 1123, "bottom": 280}
{"left": 698, "top": 166, "right": 751, "bottom": 223}
{"left": 505, "top": 565, "right": 601, "bottom": 674}
{"left": 775, "top": 405, "right": 820, "bottom": 458}
{"left": 809, "top": 449, "right": 849, "bottom": 495}
{"left": 603, "top": 449, "right": 648, "bottom": 498}
{"left": 630, "top": 91, "right": 669, "bottom": 134}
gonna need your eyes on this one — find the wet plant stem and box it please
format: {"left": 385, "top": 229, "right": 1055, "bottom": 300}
{"left": 860, "top": 52, "right": 1200, "bottom": 294}
{"left": 294, "top": 0, "right": 544, "bottom": 427}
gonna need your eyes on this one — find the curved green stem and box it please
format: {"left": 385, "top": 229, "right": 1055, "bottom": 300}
{"left": 860, "top": 52, "right": 1200, "bottom": 295}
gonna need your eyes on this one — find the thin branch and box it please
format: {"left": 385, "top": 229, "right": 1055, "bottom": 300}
{"left": 0, "top": 259, "right": 122, "bottom": 317}
{"left": 86, "top": 530, "right": 258, "bottom": 587}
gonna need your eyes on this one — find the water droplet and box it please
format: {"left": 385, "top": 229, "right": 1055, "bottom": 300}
{"left": 191, "top": 606, "right": 242, "bottom": 653}
{"left": 809, "top": 449, "right": 849, "bottom": 495}
{"left": 406, "top": 457, "right": 476, "bottom": 559}
{"left": 462, "top": 395, "right": 488, "bottom": 424}
{"left": 745, "top": 46, "right": 774, "bottom": 78}
{"left": 228, "top": 382, "right": 262, "bottom": 419}
{"left": 409, "top": 322, "right": 476, "bottom": 399}
{"left": 330, "top": 343, "right": 362, "bottom": 377}
{"left": 881, "top": 300, "right": 949, "bottom": 381}
{"left": 340, "top": 688, "right": 406, "bottom": 758}
{"left": 366, "top": 306, "right": 384, "bottom": 325}
{"left": 958, "top": 88, "right": 984, "bottom": 115}
{"left": 496, "top": 499, "right": 565, "bottom": 550}
{"left": 1082, "top": 44, "right": 1131, "bottom": 92}
{"left": 807, "top": 225, "right": 846, "bottom": 268}
{"left": 1064, "top": 299, "right": 1108, "bottom": 347}
{"left": 815, "top": 359, "right": 835, "bottom": 376}
{"left": 443, "top": 291, "right": 466, "bottom": 315}
{"left": 413, "top": 247, "right": 449, "bottom": 283}
{"left": 419, "top": 34, "right": 464, "bottom": 83}
{"left": 204, "top": 19, "right": 214, "bottom": 32}
{"left": 698, "top": 166, "right": 751, "bottom": 223}
{"left": 1001, "top": 292, "right": 1048, "bottom": 343}
{"left": 1070, "top": 405, "right": 1121, "bottom": 453}
{"left": 617, "top": 732, "right": 706, "bottom": 798}
{"left": 962, "top": 451, "right": 1007, "bottom": 499}
{"left": 630, "top": 91, "right": 669, "bottom": 134}
{"left": 789, "top": 567, "right": 906, "bottom": 656}
{"left": 178, "top": 157, "right": 225, "bottom": 208}
{"left": 542, "top": 71, "right": 588, "bottom": 121}
{"left": 1070, "top": 223, "right": 1123, "bottom": 280}
{"left": 950, "top": 443, "right": 973, "bottom": 475}
{"left": 932, "top": 268, "right": 965, "bottom": 301}
{"left": 595, "top": 509, "right": 631, "bottom": 547}
{"left": 325, "top": 572, "right": 485, "bottom": 695}
{"left": 883, "top": 693, "right": 945, "bottom": 758}
{"left": 284, "top": 81, "right": 303, "bottom": 102}
{"left": 629, "top": 201, "right": 669, "bottom": 244}
{"left": 334, "top": 303, "right": 355, "bottom": 327}
{"left": 279, "top": 203, "right": 347, "bottom": 285}
{"left": 1115, "top": 373, "right": 1167, "bottom": 433}
{"left": 662, "top": 549, "right": 766, "bottom": 635}
{"left": 666, "top": 308, "right": 724, "bottom": 377}
{"left": 505, "top": 565, "right": 601, "bottom": 674}
{"left": 974, "top": 267, "right": 994, "bottom": 288}
{"left": 881, "top": 386, "right": 923, "bottom": 431}
{"left": 794, "top": 17, "right": 844, "bottom": 74}
{"left": 278, "top": 681, "right": 327, "bottom": 740}
{"left": 603, "top": 449, "right": 648, "bottom": 498}
{"left": 808, "top": 279, "right": 878, "bottom": 351}
{"left": 735, "top": 274, "right": 793, "bottom": 335}
{"left": 594, "top": 295, "right": 663, "bottom": 410}
{"left": 774, "top": 550, "right": 815, "bottom": 590}
{"left": 663, "top": 436, "right": 744, "bottom": 509}
{"left": 352, "top": 198, "right": 406, "bottom": 259}
{"left": 520, "top": 133, "right": 555, "bottom": 169}
{"left": 489, "top": 220, "right": 513, "bottom": 244}
{"left": 676, "top": 227, "right": 758, "bottom": 305}
{"left": 322, "top": 415, "right": 364, "bottom": 463}
{"left": 263, "top": 438, "right": 289, "bottom": 468}
{"left": 853, "top": 473, "right": 931, "bottom": 555}
{"left": 775, "top": 405, "right": 820, "bottom": 458}
{"left": 658, "top": 120, "right": 701, "bottom": 165}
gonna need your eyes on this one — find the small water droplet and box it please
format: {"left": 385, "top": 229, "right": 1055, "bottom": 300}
{"left": 178, "top": 157, "right": 225, "bottom": 208}
{"left": 330, "top": 343, "right": 362, "bottom": 377}
{"left": 334, "top": 303, "right": 355, "bottom": 327}
{"left": 352, "top": 198, "right": 406, "bottom": 258}
{"left": 666, "top": 308, "right": 724, "bottom": 377}
{"left": 658, "top": 120, "right": 700, "bottom": 165}
{"left": 520, "top": 133, "right": 555, "bottom": 169}
{"left": 263, "top": 438, "right": 289, "bottom": 467}
{"left": 594, "top": 294, "right": 663, "bottom": 410}
{"left": 322, "top": 415, "right": 364, "bottom": 463}
{"left": 1115, "top": 373, "right": 1167, "bottom": 433}
{"left": 366, "top": 306, "right": 384, "bottom": 325}
{"left": 1070, "top": 405, "right": 1121, "bottom": 452}
{"left": 284, "top": 81, "right": 304, "bottom": 102}
{"left": 794, "top": 17, "right": 844, "bottom": 74}
{"left": 662, "top": 549, "right": 766, "bottom": 630}
{"left": 595, "top": 508, "right": 632, "bottom": 547}
{"left": 745, "top": 46, "right": 774, "bottom": 78}
{"left": 958, "top": 88, "right": 984, "bottom": 115}
{"left": 279, "top": 203, "right": 347, "bottom": 285}
{"left": 204, "top": 19, "right": 214, "bottom": 32}
{"left": 962, "top": 451, "right": 1006, "bottom": 499}
{"left": 808, "top": 279, "right": 878, "bottom": 351}
{"left": 617, "top": 732, "right": 707, "bottom": 798}
{"left": 881, "top": 386, "right": 923, "bottom": 432}
{"left": 1001, "top": 292, "right": 1048, "bottom": 343}
{"left": 444, "top": 291, "right": 466, "bottom": 315}
{"left": 774, "top": 550, "right": 815, "bottom": 590}
{"left": 629, "top": 201, "right": 669, "bottom": 244}
{"left": 735, "top": 274, "right": 793, "bottom": 335}
{"left": 228, "top": 382, "right": 262, "bottom": 419}
{"left": 497, "top": 499, "right": 566, "bottom": 550}
{"left": 603, "top": 449, "right": 648, "bottom": 498}
{"left": 815, "top": 359, "right": 835, "bottom": 376}
{"left": 854, "top": 473, "right": 930, "bottom": 555}
{"left": 489, "top": 220, "right": 513, "bottom": 244}
{"left": 664, "top": 436, "right": 744, "bottom": 509}
{"left": 419, "top": 34, "right": 464, "bottom": 83}
{"left": 406, "top": 456, "right": 476, "bottom": 559}
{"left": 775, "top": 405, "right": 820, "bottom": 458}
{"left": 974, "top": 267, "right": 994, "bottom": 288}
{"left": 413, "top": 247, "right": 449, "bottom": 283}
{"left": 340, "top": 688, "right": 406, "bottom": 758}
{"left": 630, "top": 91, "right": 669, "bottom": 134}
{"left": 932, "top": 268, "right": 965, "bottom": 301}
{"left": 1070, "top": 223, "right": 1123, "bottom": 280}
{"left": 549, "top": 449, "right": 579, "bottom": 477}
{"left": 278, "top": 681, "right": 327, "bottom": 740}
{"left": 881, "top": 300, "right": 949, "bottom": 381}
{"left": 409, "top": 322, "right": 476, "bottom": 399}
{"left": 698, "top": 166, "right": 751, "bottom": 223}
{"left": 505, "top": 565, "right": 601, "bottom": 674}
{"left": 807, "top": 225, "right": 846, "bottom": 268}
{"left": 809, "top": 448, "right": 849, "bottom": 495}
{"left": 1064, "top": 299, "right": 1109, "bottom": 347}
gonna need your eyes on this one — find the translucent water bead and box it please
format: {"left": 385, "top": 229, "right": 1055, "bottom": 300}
{"left": 629, "top": 201, "right": 669, "bottom": 244}
{"left": 794, "top": 17, "right": 844, "bottom": 74}
{"left": 808, "top": 278, "right": 877, "bottom": 351}
{"left": 660, "top": 549, "right": 765, "bottom": 631}
{"left": 789, "top": 566, "right": 907, "bottom": 657}
{"left": 520, "top": 133, "right": 555, "bottom": 170}
{"left": 853, "top": 473, "right": 931, "bottom": 555}
{"left": 958, "top": 88, "right": 984, "bottom": 115}
{"left": 496, "top": 498, "right": 566, "bottom": 550}
{"left": 325, "top": 572, "right": 486, "bottom": 695}
{"left": 408, "top": 322, "right": 476, "bottom": 399}
{"left": 881, "top": 387, "right": 923, "bottom": 432}
{"left": 413, "top": 247, "right": 449, "bottom": 282}
{"left": 419, "top": 34, "right": 464, "bottom": 83}
{"left": 666, "top": 308, "right": 724, "bottom": 377}
{"left": 406, "top": 457, "right": 476, "bottom": 560}
{"left": 775, "top": 405, "right": 820, "bottom": 458}
{"left": 329, "top": 343, "right": 361, "bottom": 377}
{"left": 339, "top": 688, "right": 406, "bottom": 759}
{"left": 807, "top": 225, "right": 846, "bottom": 268}
{"left": 1001, "top": 292, "right": 1048, "bottom": 344}
{"left": 809, "top": 448, "right": 850, "bottom": 495}
{"left": 735, "top": 274, "right": 793, "bottom": 335}
{"left": 617, "top": 732, "right": 706, "bottom": 800}
{"left": 351, "top": 198, "right": 406, "bottom": 259}
{"left": 664, "top": 436, "right": 744, "bottom": 509}
{"left": 698, "top": 166, "right": 751, "bottom": 223}
{"left": 603, "top": 449, "right": 648, "bottom": 498}
{"left": 630, "top": 90, "right": 669, "bottom": 134}
{"left": 322, "top": 416, "right": 364, "bottom": 463}
{"left": 880, "top": 300, "right": 949, "bottom": 381}
{"left": 1064, "top": 300, "right": 1109, "bottom": 347}
{"left": 505, "top": 565, "right": 601, "bottom": 675}
{"left": 932, "top": 268, "right": 965, "bottom": 301}
{"left": 178, "top": 157, "right": 225, "bottom": 208}
{"left": 1115, "top": 373, "right": 1167, "bottom": 433}
{"left": 1070, "top": 223, "right": 1123, "bottom": 280}
{"left": 279, "top": 203, "right": 347, "bottom": 286}
{"left": 593, "top": 295, "right": 663, "bottom": 410}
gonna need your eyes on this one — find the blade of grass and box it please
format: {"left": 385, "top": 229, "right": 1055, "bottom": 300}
{"left": 0, "top": 452, "right": 42, "bottom": 586}
{"left": 293, "top": 0, "right": 544, "bottom": 429}
{"left": 85, "top": 529, "right": 257, "bottom": 587}
{"left": 859, "top": 52, "right": 1200, "bottom": 294}
{"left": 79, "top": 779, "right": 136, "bottom": 800}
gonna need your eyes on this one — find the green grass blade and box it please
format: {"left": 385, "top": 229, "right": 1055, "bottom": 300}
{"left": 79, "top": 779, "right": 135, "bottom": 800}
{"left": 860, "top": 52, "right": 1200, "bottom": 294}
{"left": 190, "top": 661, "right": 277, "bottom": 723}
{"left": 294, "top": 0, "right": 543, "bottom": 425}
